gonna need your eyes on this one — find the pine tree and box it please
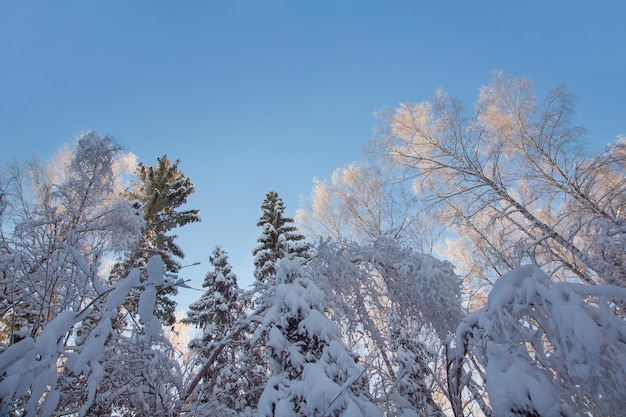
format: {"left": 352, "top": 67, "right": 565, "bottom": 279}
{"left": 253, "top": 190, "right": 309, "bottom": 282}
{"left": 115, "top": 155, "right": 200, "bottom": 325}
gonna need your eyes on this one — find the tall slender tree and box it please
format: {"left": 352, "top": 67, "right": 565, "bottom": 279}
{"left": 89, "top": 155, "right": 199, "bottom": 415}
{"left": 184, "top": 246, "right": 242, "bottom": 356}
{"left": 114, "top": 155, "right": 200, "bottom": 325}
{"left": 183, "top": 247, "right": 265, "bottom": 416}
{"left": 253, "top": 190, "right": 309, "bottom": 282}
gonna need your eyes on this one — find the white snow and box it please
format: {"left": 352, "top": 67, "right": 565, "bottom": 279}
{"left": 457, "top": 264, "right": 626, "bottom": 416}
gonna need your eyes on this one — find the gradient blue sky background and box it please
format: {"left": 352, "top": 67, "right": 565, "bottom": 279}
{"left": 1, "top": 1, "right": 625, "bottom": 311}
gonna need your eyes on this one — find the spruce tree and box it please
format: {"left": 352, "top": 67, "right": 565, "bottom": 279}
{"left": 253, "top": 190, "right": 309, "bottom": 282}
{"left": 184, "top": 246, "right": 242, "bottom": 360}
{"left": 129, "top": 155, "right": 200, "bottom": 272}
{"left": 256, "top": 254, "right": 381, "bottom": 417}
{"left": 115, "top": 155, "right": 200, "bottom": 325}
{"left": 184, "top": 247, "right": 263, "bottom": 415}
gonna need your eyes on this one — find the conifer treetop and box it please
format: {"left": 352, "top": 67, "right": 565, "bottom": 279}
{"left": 253, "top": 190, "right": 309, "bottom": 282}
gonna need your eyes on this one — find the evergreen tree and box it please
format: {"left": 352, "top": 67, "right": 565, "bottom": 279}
{"left": 115, "top": 155, "right": 200, "bottom": 325}
{"left": 130, "top": 155, "right": 200, "bottom": 272}
{"left": 183, "top": 247, "right": 261, "bottom": 415}
{"left": 253, "top": 190, "right": 309, "bottom": 282}
{"left": 184, "top": 246, "right": 242, "bottom": 360}
{"left": 256, "top": 254, "right": 381, "bottom": 417}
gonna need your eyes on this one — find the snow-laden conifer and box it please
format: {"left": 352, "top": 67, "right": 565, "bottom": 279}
{"left": 185, "top": 246, "right": 242, "bottom": 355}
{"left": 253, "top": 190, "right": 309, "bottom": 282}
{"left": 256, "top": 254, "right": 381, "bottom": 417}
{"left": 182, "top": 247, "right": 259, "bottom": 415}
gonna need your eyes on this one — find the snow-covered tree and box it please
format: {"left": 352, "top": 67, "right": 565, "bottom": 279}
{"left": 310, "top": 238, "right": 465, "bottom": 414}
{"left": 296, "top": 162, "right": 439, "bottom": 253}
{"left": 0, "top": 252, "right": 182, "bottom": 417}
{"left": 453, "top": 264, "right": 626, "bottom": 416}
{"left": 253, "top": 190, "right": 309, "bottom": 282}
{"left": 184, "top": 192, "right": 311, "bottom": 415}
{"left": 388, "top": 313, "right": 445, "bottom": 417}
{"left": 89, "top": 328, "right": 183, "bottom": 417}
{"left": 256, "top": 254, "right": 382, "bottom": 417}
{"left": 0, "top": 133, "right": 141, "bottom": 345}
{"left": 185, "top": 246, "right": 242, "bottom": 357}
{"left": 373, "top": 71, "right": 625, "bottom": 288}
{"left": 182, "top": 246, "right": 259, "bottom": 415}
{"left": 576, "top": 136, "right": 626, "bottom": 287}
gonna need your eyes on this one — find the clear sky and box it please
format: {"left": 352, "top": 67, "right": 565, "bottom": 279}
{"left": 1, "top": 1, "right": 625, "bottom": 311}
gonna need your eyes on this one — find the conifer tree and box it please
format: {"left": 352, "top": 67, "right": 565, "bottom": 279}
{"left": 253, "top": 190, "right": 309, "bottom": 282}
{"left": 256, "top": 254, "right": 381, "bottom": 417}
{"left": 184, "top": 246, "right": 242, "bottom": 360}
{"left": 115, "top": 155, "right": 200, "bottom": 325}
{"left": 130, "top": 156, "right": 200, "bottom": 272}
{"left": 184, "top": 247, "right": 262, "bottom": 415}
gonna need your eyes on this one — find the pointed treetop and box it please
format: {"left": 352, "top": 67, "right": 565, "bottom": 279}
{"left": 129, "top": 155, "right": 201, "bottom": 273}
{"left": 183, "top": 246, "right": 242, "bottom": 341}
{"left": 253, "top": 190, "right": 309, "bottom": 282}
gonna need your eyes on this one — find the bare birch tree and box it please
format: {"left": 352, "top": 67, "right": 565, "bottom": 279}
{"left": 296, "top": 162, "right": 440, "bottom": 254}
{"left": 372, "top": 71, "right": 625, "bottom": 288}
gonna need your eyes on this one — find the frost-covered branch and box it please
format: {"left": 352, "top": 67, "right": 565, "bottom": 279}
{"left": 453, "top": 264, "right": 626, "bottom": 416}
{"left": 0, "top": 254, "right": 177, "bottom": 417}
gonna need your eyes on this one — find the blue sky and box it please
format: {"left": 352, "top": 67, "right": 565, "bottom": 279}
{"left": 1, "top": 1, "right": 625, "bottom": 311}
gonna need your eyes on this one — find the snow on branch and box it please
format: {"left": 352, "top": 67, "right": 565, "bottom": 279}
{"left": 0, "top": 255, "right": 176, "bottom": 417}
{"left": 453, "top": 264, "right": 626, "bottom": 416}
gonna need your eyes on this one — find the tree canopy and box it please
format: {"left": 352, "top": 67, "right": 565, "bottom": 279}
{"left": 1, "top": 74, "right": 624, "bottom": 416}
